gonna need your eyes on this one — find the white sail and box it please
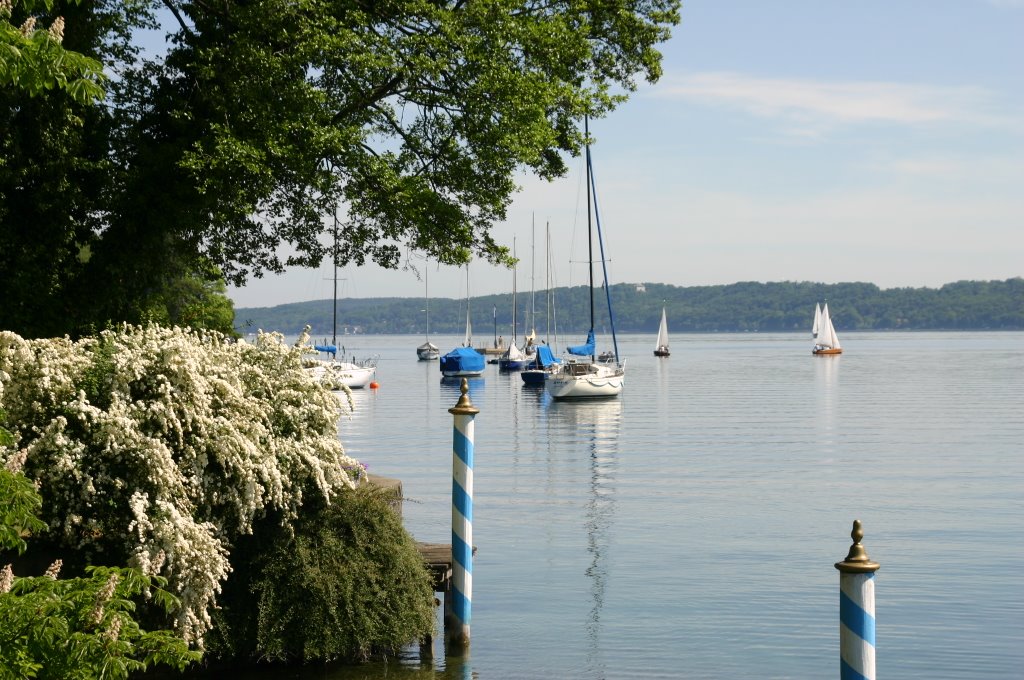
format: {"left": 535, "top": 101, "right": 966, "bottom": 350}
{"left": 504, "top": 343, "right": 527, "bottom": 361}
{"left": 812, "top": 303, "right": 822, "bottom": 338}
{"left": 655, "top": 307, "right": 669, "bottom": 350}
{"left": 818, "top": 303, "right": 841, "bottom": 349}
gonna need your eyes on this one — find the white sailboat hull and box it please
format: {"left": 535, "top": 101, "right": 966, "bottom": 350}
{"left": 307, "top": 360, "right": 377, "bottom": 389}
{"left": 417, "top": 342, "right": 440, "bottom": 360}
{"left": 545, "top": 361, "right": 624, "bottom": 399}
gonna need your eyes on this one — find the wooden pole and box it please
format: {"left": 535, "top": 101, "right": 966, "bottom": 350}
{"left": 447, "top": 378, "right": 479, "bottom": 647}
{"left": 835, "top": 520, "right": 880, "bottom": 680}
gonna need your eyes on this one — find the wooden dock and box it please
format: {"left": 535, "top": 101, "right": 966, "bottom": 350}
{"left": 417, "top": 542, "right": 454, "bottom": 592}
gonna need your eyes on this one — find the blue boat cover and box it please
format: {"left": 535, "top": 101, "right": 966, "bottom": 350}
{"left": 567, "top": 330, "right": 595, "bottom": 357}
{"left": 314, "top": 344, "right": 337, "bottom": 354}
{"left": 533, "top": 345, "right": 560, "bottom": 367}
{"left": 440, "top": 346, "right": 485, "bottom": 374}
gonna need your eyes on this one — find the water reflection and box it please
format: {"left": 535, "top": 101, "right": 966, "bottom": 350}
{"left": 439, "top": 376, "right": 485, "bottom": 405}
{"left": 550, "top": 399, "right": 622, "bottom": 677}
{"left": 813, "top": 353, "right": 840, "bottom": 452}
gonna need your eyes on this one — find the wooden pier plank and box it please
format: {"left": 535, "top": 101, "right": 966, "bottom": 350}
{"left": 416, "top": 542, "right": 453, "bottom": 592}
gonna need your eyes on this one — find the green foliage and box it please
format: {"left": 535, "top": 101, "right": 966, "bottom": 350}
{"left": 139, "top": 262, "right": 241, "bottom": 338}
{"left": 0, "top": 469, "right": 46, "bottom": 556}
{"left": 235, "top": 278, "right": 1024, "bottom": 336}
{"left": 0, "top": 452, "right": 200, "bottom": 679}
{"left": 0, "top": 415, "right": 46, "bottom": 555}
{"left": 207, "top": 486, "right": 436, "bottom": 665}
{"left": 0, "top": 0, "right": 106, "bottom": 103}
{"left": 0, "top": 561, "right": 201, "bottom": 679}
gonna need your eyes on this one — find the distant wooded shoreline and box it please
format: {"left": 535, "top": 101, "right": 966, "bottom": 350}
{"left": 234, "top": 278, "right": 1024, "bottom": 335}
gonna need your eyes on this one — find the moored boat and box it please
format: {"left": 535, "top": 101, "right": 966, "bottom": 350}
{"left": 498, "top": 342, "right": 531, "bottom": 371}
{"left": 441, "top": 266, "right": 486, "bottom": 376}
{"left": 521, "top": 344, "right": 562, "bottom": 385}
{"left": 304, "top": 212, "right": 378, "bottom": 389}
{"left": 416, "top": 262, "right": 440, "bottom": 360}
{"left": 545, "top": 118, "right": 624, "bottom": 399}
{"left": 440, "top": 346, "right": 485, "bottom": 377}
{"left": 417, "top": 341, "right": 440, "bottom": 361}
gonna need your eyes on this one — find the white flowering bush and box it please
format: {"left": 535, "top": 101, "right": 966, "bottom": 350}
{"left": 0, "top": 325, "right": 364, "bottom": 645}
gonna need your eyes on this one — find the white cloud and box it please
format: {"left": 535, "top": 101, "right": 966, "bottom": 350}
{"left": 654, "top": 72, "right": 1009, "bottom": 132}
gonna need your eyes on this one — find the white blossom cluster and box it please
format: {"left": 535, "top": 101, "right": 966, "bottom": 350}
{"left": 0, "top": 325, "right": 363, "bottom": 644}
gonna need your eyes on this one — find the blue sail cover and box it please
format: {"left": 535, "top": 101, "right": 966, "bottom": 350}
{"left": 533, "top": 345, "right": 560, "bottom": 367}
{"left": 314, "top": 344, "right": 338, "bottom": 355}
{"left": 567, "top": 330, "right": 595, "bottom": 357}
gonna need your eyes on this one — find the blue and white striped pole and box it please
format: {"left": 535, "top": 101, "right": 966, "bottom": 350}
{"left": 835, "top": 520, "right": 880, "bottom": 680}
{"left": 448, "top": 378, "right": 479, "bottom": 647}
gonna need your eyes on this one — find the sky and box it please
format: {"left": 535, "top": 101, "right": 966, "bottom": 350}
{"left": 226, "top": 0, "right": 1024, "bottom": 308}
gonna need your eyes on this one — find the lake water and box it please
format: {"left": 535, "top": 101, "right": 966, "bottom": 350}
{"left": 249, "top": 331, "right": 1023, "bottom": 679}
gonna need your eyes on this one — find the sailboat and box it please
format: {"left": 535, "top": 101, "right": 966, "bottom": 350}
{"left": 416, "top": 264, "right": 439, "bottom": 360}
{"left": 812, "top": 302, "right": 843, "bottom": 355}
{"left": 499, "top": 238, "right": 531, "bottom": 371}
{"left": 545, "top": 118, "right": 625, "bottom": 399}
{"left": 440, "top": 267, "right": 485, "bottom": 376}
{"left": 522, "top": 223, "right": 563, "bottom": 385}
{"left": 653, "top": 306, "right": 670, "bottom": 357}
{"left": 812, "top": 302, "right": 822, "bottom": 339}
{"left": 306, "top": 212, "right": 377, "bottom": 389}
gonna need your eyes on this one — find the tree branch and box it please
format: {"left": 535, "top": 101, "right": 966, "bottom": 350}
{"left": 159, "top": 0, "right": 196, "bottom": 40}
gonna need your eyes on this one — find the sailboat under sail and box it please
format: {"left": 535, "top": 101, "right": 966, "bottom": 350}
{"left": 654, "top": 307, "right": 670, "bottom": 357}
{"left": 812, "top": 303, "right": 842, "bottom": 355}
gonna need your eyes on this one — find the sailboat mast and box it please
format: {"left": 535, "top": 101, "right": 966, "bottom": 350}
{"left": 545, "top": 222, "right": 551, "bottom": 345}
{"left": 465, "top": 265, "right": 472, "bottom": 346}
{"left": 589, "top": 123, "right": 621, "bottom": 363}
{"left": 585, "top": 115, "right": 595, "bottom": 360}
{"left": 332, "top": 209, "right": 338, "bottom": 348}
{"left": 531, "top": 215, "right": 536, "bottom": 339}
{"left": 512, "top": 237, "right": 517, "bottom": 344}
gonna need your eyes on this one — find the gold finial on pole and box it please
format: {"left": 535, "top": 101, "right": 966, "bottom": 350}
{"left": 448, "top": 377, "right": 480, "bottom": 416}
{"left": 835, "top": 519, "right": 880, "bottom": 573}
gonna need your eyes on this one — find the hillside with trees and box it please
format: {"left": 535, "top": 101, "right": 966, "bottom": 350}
{"left": 235, "top": 278, "right": 1024, "bottom": 336}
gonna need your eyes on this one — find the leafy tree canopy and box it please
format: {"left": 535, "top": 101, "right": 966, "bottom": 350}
{"left": 1, "top": 0, "right": 680, "bottom": 337}
{"left": 154, "top": 0, "right": 679, "bottom": 282}
{"left": 0, "top": 0, "right": 105, "bottom": 102}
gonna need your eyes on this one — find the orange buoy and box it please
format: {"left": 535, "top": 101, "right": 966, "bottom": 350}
{"left": 369, "top": 381, "right": 380, "bottom": 389}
